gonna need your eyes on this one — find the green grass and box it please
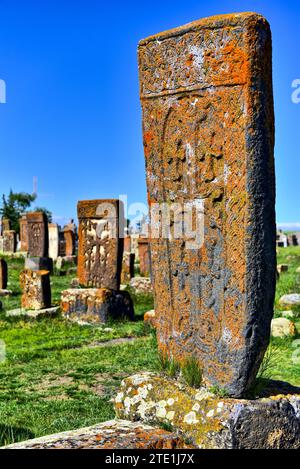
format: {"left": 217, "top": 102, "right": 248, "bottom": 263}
{"left": 0, "top": 248, "right": 300, "bottom": 446}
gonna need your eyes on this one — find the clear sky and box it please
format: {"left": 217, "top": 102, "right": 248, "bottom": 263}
{"left": 0, "top": 0, "right": 299, "bottom": 228}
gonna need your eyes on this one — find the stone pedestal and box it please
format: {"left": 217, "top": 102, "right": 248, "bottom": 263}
{"left": 61, "top": 288, "right": 134, "bottom": 324}
{"left": 114, "top": 373, "right": 300, "bottom": 449}
{"left": 20, "top": 269, "right": 51, "bottom": 310}
{"left": 25, "top": 257, "right": 53, "bottom": 273}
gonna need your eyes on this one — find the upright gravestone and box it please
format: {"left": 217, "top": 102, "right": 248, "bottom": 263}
{"left": 138, "top": 238, "right": 150, "bottom": 277}
{"left": 3, "top": 231, "right": 17, "bottom": 253}
{"left": 0, "top": 258, "right": 8, "bottom": 289}
{"left": 1, "top": 218, "right": 11, "bottom": 235}
{"left": 124, "top": 235, "right": 131, "bottom": 253}
{"left": 138, "top": 12, "right": 276, "bottom": 396}
{"left": 64, "top": 229, "right": 75, "bottom": 257}
{"left": 77, "top": 200, "right": 123, "bottom": 290}
{"left": 27, "top": 212, "right": 49, "bottom": 258}
{"left": 25, "top": 212, "right": 52, "bottom": 272}
{"left": 19, "top": 215, "right": 29, "bottom": 252}
{"left": 61, "top": 199, "right": 134, "bottom": 323}
{"left": 48, "top": 223, "right": 60, "bottom": 261}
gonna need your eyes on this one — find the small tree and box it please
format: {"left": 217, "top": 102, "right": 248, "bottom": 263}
{"left": 0, "top": 190, "right": 36, "bottom": 233}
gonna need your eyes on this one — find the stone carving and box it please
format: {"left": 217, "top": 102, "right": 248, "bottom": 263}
{"left": 48, "top": 223, "right": 60, "bottom": 261}
{"left": 3, "top": 230, "right": 16, "bottom": 253}
{"left": 19, "top": 215, "right": 28, "bottom": 251}
{"left": 27, "top": 212, "right": 49, "bottom": 258}
{"left": 77, "top": 200, "right": 124, "bottom": 290}
{"left": 138, "top": 13, "right": 276, "bottom": 396}
{"left": 138, "top": 238, "right": 151, "bottom": 276}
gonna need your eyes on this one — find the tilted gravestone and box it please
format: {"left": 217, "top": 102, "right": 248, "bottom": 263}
{"left": 138, "top": 12, "right": 276, "bottom": 396}
{"left": 26, "top": 212, "right": 49, "bottom": 258}
{"left": 77, "top": 200, "right": 124, "bottom": 290}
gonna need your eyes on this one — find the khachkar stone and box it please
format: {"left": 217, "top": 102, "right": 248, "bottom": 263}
{"left": 19, "top": 215, "right": 28, "bottom": 252}
{"left": 3, "top": 230, "right": 17, "bottom": 253}
{"left": 124, "top": 235, "right": 131, "bottom": 253}
{"left": 20, "top": 269, "right": 51, "bottom": 310}
{"left": 27, "top": 212, "right": 49, "bottom": 258}
{"left": 77, "top": 199, "right": 123, "bottom": 290}
{"left": 0, "top": 259, "right": 8, "bottom": 289}
{"left": 61, "top": 199, "right": 134, "bottom": 324}
{"left": 64, "top": 229, "right": 75, "bottom": 257}
{"left": 138, "top": 238, "right": 150, "bottom": 276}
{"left": 138, "top": 13, "right": 276, "bottom": 397}
{"left": 48, "top": 223, "right": 59, "bottom": 261}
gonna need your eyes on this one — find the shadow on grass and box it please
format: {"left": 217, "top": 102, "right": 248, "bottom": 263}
{"left": 0, "top": 424, "right": 35, "bottom": 447}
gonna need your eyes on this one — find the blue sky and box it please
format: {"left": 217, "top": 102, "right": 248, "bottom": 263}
{"left": 0, "top": 0, "right": 299, "bottom": 228}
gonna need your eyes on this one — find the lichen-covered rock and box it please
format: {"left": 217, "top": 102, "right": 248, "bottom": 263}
{"left": 130, "top": 277, "right": 152, "bottom": 294}
{"left": 144, "top": 309, "right": 156, "bottom": 327}
{"left": 271, "top": 318, "right": 297, "bottom": 338}
{"left": 114, "top": 373, "right": 300, "bottom": 449}
{"left": 61, "top": 288, "right": 134, "bottom": 324}
{"left": 279, "top": 294, "right": 300, "bottom": 307}
{"left": 20, "top": 269, "right": 51, "bottom": 310}
{"left": 1, "top": 419, "right": 192, "bottom": 449}
{"left": 138, "top": 12, "right": 276, "bottom": 397}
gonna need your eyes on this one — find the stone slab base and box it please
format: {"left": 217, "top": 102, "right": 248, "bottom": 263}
{"left": 113, "top": 373, "right": 300, "bottom": 449}
{"left": 61, "top": 288, "right": 134, "bottom": 324}
{"left": 1, "top": 419, "right": 191, "bottom": 449}
{"left": 6, "top": 306, "right": 60, "bottom": 319}
{"left": 25, "top": 257, "right": 53, "bottom": 273}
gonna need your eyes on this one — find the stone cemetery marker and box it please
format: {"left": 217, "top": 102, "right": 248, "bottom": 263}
{"left": 124, "top": 235, "right": 132, "bottom": 253}
{"left": 1, "top": 218, "right": 11, "bottom": 235}
{"left": 48, "top": 224, "right": 60, "bottom": 261}
{"left": 27, "top": 212, "right": 49, "bottom": 258}
{"left": 3, "top": 230, "right": 17, "bottom": 253}
{"left": 0, "top": 259, "right": 8, "bottom": 289}
{"left": 64, "top": 229, "right": 75, "bottom": 256}
{"left": 19, "top": 215, "right": 29, "bottom": 251}
{"left": 138, "top": 13, "right": 276, "bottom": 396}
{"left": 20, "top": 269, "right": 51, "bottom": 310}
{"left": 121, "top": 252, "right": 135, "bottom": 284}
{"left": 77, "top": 200, "right": 124, "bottom": 290}
{"left": 138, "top": 238, "right": 151, "bottom": 276}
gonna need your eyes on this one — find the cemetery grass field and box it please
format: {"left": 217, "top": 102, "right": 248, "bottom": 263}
{"left": 0, "top": 249, "right": 299, "bottom": 446}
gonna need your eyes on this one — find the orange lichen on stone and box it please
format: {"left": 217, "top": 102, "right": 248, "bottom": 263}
{"left": 20, "top": 269, "right": 51, "bottom": 310}
{"left": 138, "top": 12, "right": 276, "bottom": 397}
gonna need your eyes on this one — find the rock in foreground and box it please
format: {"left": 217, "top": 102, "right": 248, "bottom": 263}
{"left": 114, "top": 373, "right": 300, "bottom": 449}
{"left": 1, "top": 420, "right": 192, "bottom": 449}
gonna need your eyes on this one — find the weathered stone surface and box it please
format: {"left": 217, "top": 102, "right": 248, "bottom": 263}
{"left": 129, "top": 276, "right": 152, "bottom": 294}
{"left": 1, "top": 218, "right": 11, "bottom": 235}
{"left": 1, "top": 419, "right": 192, "bottom": 449}
{"left": 279, "top": 293, "right": 300, "bottom": 307}
{"left": 6, "top": 306, "right": 59, "bottom": 319}
{"left": 114, "top": 373, "right": 300, "bottom": 449}
{"left": 25, "top": 256, "right": 53, "bottom": 273}
{"left": 77, "top": 200, "right": 124, "bottom": 289}
{"left": 3, "top": 230, "right": 16, "bottom": 253}
{"left": 138, "top": 13, "right": 276, "bottom": 396}
{"left": 56, "top": 255, "right": 77, "bottom": 270}
{"left": 20, "top": 269, "right": 51, "bottom": 310}
{"left": 64, "top": 229, "right": 75, "bottom": 256}
{"left": 26, "top": 212, "right": 49, "bottom": 257}
{"left": 121, "top": 252, "right": 135, "bottom": 284}
{"left": 281, "top": 310, "right": 299, "bottom": 319}
{"left": 48, "top": 223, "right": 60, "bottom": 261}
{"left": 271, "top": 318, "right": 297, "bottom": 338}
{"left": 124, "top": 235, "right": 131, "bottom": 253}
{"left": 61, "top": 288, "right": 134, "bottom": 324}
{"left": 0, "top": 258, "right": 8, "bottom": 289}
{"left": 138, "top": 238, "right": 151, "bottom": 276}
{"left": 19, "top": 215, "right": 28, "bottom": 251}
